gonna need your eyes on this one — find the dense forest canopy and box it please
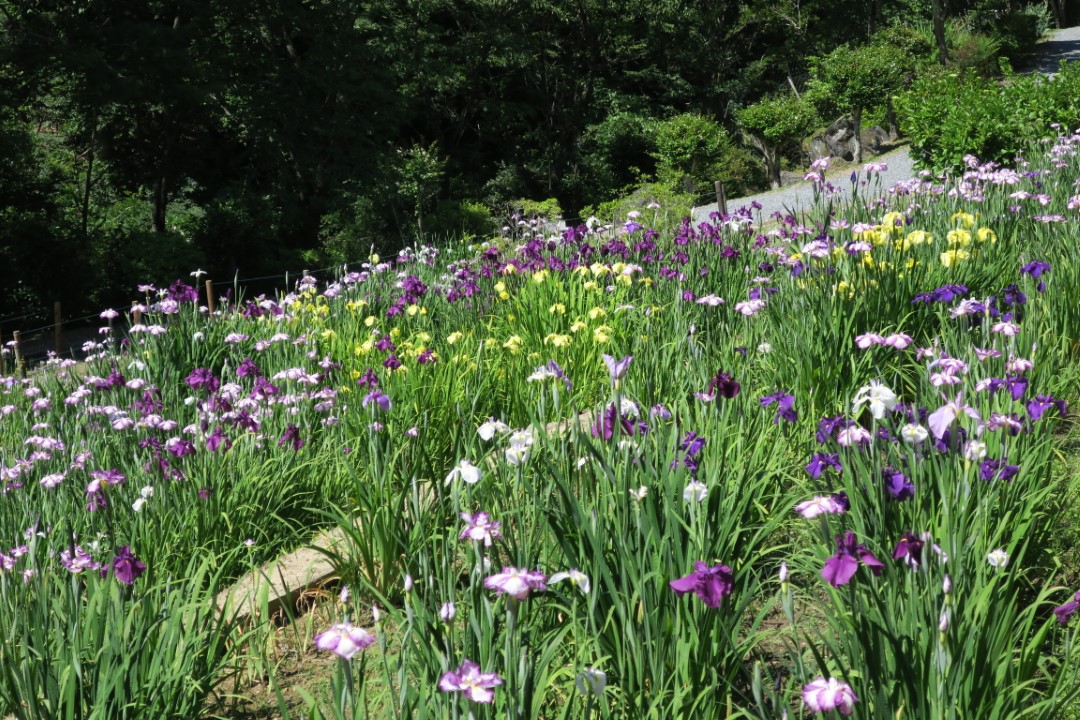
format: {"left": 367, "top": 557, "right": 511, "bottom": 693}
{"left": 0, "top": 0, "right": 1069, "bottom": 317}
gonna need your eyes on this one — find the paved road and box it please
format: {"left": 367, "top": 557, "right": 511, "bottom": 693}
{"left": 691, "top": 25, "right": 1080, "bottom": 224}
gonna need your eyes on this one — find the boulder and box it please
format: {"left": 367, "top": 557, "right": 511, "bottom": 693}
{"left": 807, "top": 115, "right": 892, "bottom": 162}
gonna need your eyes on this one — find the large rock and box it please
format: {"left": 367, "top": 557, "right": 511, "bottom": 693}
{"left": 807, "top": 115, "right": 891, "bottom": 162}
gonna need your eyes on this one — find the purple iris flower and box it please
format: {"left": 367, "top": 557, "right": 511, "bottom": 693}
{"left": 1028, "top": 394, "right": 1067, "bottom": 422}
{"left": 374, "top": 336, "right": 397, "bottom": 353}
{"left": 355, "top": 369, "right": 380, "bottom": 388}
{"left": 544, "top": 360, "right": 572, "bottom": 390}
{"left": 761, "top": 391, "right": 797, "bottom": 424}
{"left": 185, "top": 367, "right": 220, "bottom": 393}
{"left": 805, "top": 453, "right": 842, "bottom": 479}
{"left": 167, "top": 438, "right": 196, "bottom": 458}
{"left": 821, "top": 531, "right": 884, "bottom": 587}
{"left": 1006, "top": 375, "right": 1028, "bottom": 401}
{"left": 669, "top": 561, "right": 734, "bottom": 608}
{"left": 680, "top": 432, "right": 706, "bottom": 457}
{"left": 893, "top": 531, "right": 924, "bottom": 567}
{"left": 1021, "top": 260, "right": 1051, "bottom": 278}
{"left": 1001, "top": 284, "right": 1027, "bottom": 307}
{"left": 883, "top": 467, "right": 914, "bottom": 500}
{"left": 236, "top": 358, "right": 262, "bottom": 378}
{"left": 111, "top": 546, "right": 146, "bottom": 585}
{"left": 1055, "top": 590, "right": 1080, "bottom": 625}
{"left": 980, "top": 458, "right": 1019, "bottom": 482}
{"left": 382, "top": 354, "right": 402, "bottom": 370}
{"left": 278, "top": 424, "right": 304, "bottom": 452}
{"left": 816, "top": 416, "right": 851, "bottom": 444}
{"left": 591, "top": 403, "right": 647, "bottom": 440}
{"left": 252, "top": 376, "right": 280, "bottom": 398}
{"left": 707, "top": 371, "right": 740, "bottom": 399}
{"left": 206, "top": 426, "right": 231, "bottom": 453}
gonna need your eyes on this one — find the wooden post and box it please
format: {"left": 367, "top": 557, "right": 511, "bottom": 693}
{"left": 12, "top": 330, "right": 25, "bottom": 379}
{"left": 131, "top": 300, "right": 142, "bottom": 326}
{"left": 714, "top": 181, "right": 728, "bottom": 216}
{"left": 205, "top": 279, "right": 216, "bottom": 315}
{"left": 53, "top": 301, "right": 62, "bottom": 356}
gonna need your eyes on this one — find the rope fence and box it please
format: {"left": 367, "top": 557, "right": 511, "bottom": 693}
{"left": 0, "top": 255, "right": 384, "bottom": 376}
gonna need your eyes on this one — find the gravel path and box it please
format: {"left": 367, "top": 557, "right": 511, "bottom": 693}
{"left": 691, "top": 25, "right": 1080, "bottom": 224}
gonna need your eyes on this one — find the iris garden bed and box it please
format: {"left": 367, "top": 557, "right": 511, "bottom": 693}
{"left": 3, "top": 135, "right": 1080, "bottom": 719}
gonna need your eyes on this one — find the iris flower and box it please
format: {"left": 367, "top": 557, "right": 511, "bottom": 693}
{"left": 669, "top": 561, "right": 734, "bottom": 608}
{"left": 439, "top": 659, "right": 503, "bottom": 703}
{"left": 803, "top": 677, "right": 858, "bottom": 716}
{"left": 821, "top": 531, "right": 884, "bottom": 587}
{"left": 484, "top": 567, "right": 547, "bottom": 600}
{"left": 1054, "top": 591, "right": 1080, "bottom": 625}
{"left": 314, "top": 622, "right": 376, "bottom": 660}
{"left": 602, "top": 354, "right": 633, "bottom": 385}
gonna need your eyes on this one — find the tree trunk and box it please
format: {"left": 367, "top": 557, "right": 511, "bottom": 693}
{"left": 151, "top": 176, "right": 167, "bottom": 233}
{"left": 852, "top": 108, "right": 863, "bottom": 164}
{"left": 885, "top": 97, "right": 899, "bottom": 140}
{"left": 932, "top": 0, "right": 949, "bottom": 65}
{"left": 767, "top": 147, "right": 781, "bottom": 189}
{"left": 81, "top": 124, "right": 95, "bottom": 238}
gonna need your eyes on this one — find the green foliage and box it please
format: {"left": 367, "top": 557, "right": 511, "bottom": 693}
{"left": 581, "top": 182, "right": 696, "bottom": 226}
{"left": 736, "top": 94, "right": 819, "bottom": 185}
{"left": 563, "top": 112, "right": 657, "bottom": 211}
{"left": 809, "top": 42, "right": 908, "bottom": 120}
{"left": 426, "top": 199, "right": 496, "bottom": 241}
{"left": 652, "top": 113, "right": 763, "bottom": 197}
{"left": 0, "top": 555, "right": 243, "bottom": 719}
{"left": 897, "top": 64, "right": 1080, "bottom": 171}
{"left": 510, "top": 198, "right": 563, "bottom": 221}
{"left": 737, "top": 95, "right": 820, "bottom": 146}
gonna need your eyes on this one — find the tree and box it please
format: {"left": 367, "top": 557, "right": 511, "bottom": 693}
{"left": 736, "top": 93, "right": 819, "bottom": 188}
{"left": 809, "top": 42, "right": 906, "bottom": 162}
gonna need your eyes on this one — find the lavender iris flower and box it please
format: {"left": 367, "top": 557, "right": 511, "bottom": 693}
{"left": 927, "top": 393, "right": 981, "bottom": 440}
{"left": 669, "top": 561, "right": 734, "bottom": 608}
{"left": 602, "top": 354, "right": 633, "bottom": 385}
{"left": 483, "top": 567, "right": 547, "bottom": 601}
{"left": 803, "top": 677, "right": 858, "bottom": 716}
{"left": 362, "top": 389, "right": 392, "bottom": 413}
{"left": 314, "top": 622, "right": 376, "bottom": 660}
{"left": 795, "top": 492, "right": 849, "bottom": 519}
{"left": 439, "top": 659, "right": 503, "bottom": 703}
{"left": 459, "top": 512, "right": 501, "bottom": 547}
{"left": 821, "top": 531, "right": 884, "bottom": 587}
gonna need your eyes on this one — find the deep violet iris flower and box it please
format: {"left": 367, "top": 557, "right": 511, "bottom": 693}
{"left": 669, "top": 561, "right": 734, "bottom": 608}
{"left": 821, "top": 531, "right": 884, "bottom": 587}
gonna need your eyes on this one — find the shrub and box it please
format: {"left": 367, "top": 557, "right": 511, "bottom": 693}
{"left": 897, "top": 63, "right": 1080, "bottom": 172}
{"left": 652, "top": 113, "right": 763, "bottom": 198}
